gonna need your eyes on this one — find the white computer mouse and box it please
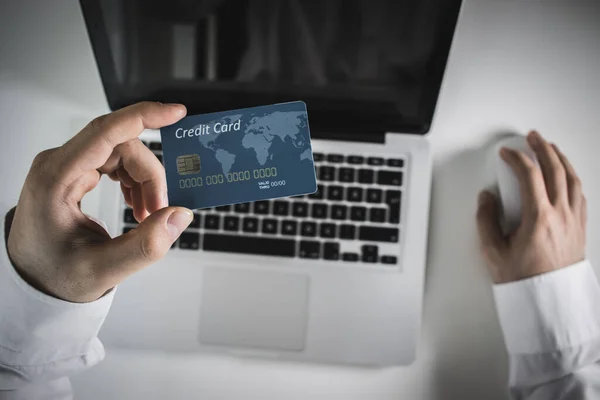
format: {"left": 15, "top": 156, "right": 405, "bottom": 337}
{"left": 494, "top": 135, "right": 539, "bottom": 234}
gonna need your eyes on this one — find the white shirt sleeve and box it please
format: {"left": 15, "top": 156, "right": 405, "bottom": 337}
{"left": 493, "top": 260, "right": 600, "bottom": 399}
{"left": 0, "top": 206, "right": 115, "bottom": 400}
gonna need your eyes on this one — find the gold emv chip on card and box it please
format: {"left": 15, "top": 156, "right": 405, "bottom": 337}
{"left": 176, "top": 154, "right": 201, "bottom": 175}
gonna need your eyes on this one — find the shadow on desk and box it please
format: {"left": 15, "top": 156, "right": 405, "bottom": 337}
{"left": 423, "top": 132, "right": 517, "bottom": 399}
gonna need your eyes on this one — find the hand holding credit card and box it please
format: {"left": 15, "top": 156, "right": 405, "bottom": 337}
{"left": 160, "top": 101, "right": 317, "bottom": 209}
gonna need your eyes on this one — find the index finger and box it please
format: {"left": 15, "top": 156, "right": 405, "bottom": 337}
{"left": 500, "top": 147, "right": 549, "bottom": 213}
{"left": 58, "top": 102, "right": 186, "bottom": 183}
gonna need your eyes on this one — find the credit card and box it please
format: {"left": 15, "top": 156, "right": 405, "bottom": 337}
{"left": 160, "top": 101, "right": 317, "bottom": 209}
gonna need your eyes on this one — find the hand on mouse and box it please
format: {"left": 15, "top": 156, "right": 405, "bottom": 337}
{"left": 6, "top": 102, "right": 193, "bottom": 302}
{"left": 477, "top": 131, "right": 587, "bottom": 284}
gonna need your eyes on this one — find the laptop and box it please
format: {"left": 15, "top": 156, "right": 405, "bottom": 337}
{"left": 80, "top": 0, "right": 462, "bottom": 366}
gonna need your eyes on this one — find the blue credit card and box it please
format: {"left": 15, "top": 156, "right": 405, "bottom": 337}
{"left": 160, "top": 101, "right": 317, "bottom": 209}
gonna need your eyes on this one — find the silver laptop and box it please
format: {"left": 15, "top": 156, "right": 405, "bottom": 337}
{"left": 81, "top": 0, "right": 461, "bottom": 366}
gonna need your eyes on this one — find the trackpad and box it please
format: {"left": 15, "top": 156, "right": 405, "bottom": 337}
{"left": 199, "top": 268, "right": 309, "bottom": 351}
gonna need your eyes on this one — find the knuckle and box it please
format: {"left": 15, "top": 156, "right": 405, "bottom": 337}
{"left": 31, "top": 148, "right": 57, "bottom": 170}
{"left": 532, "top": 205, "right": 553, "bottom": 228}
{"left": 138, "top": 101, "right": 156, "bottom": 108}
{"left": 550, "top": 159, "right": 564, "bottom": 172}
{"left": 139, "top": 232, "right": 166, "bottom": 262}
{"left": 523, "top": 162, "right": 537, "bottom": 177}
{"left": 88, "top": 114, "right": 108, "bottom": 130}
{"left": 572, "top": 176, "right": 583, "bottom": 192}
{"left": 29, "top": 149, "right": 60, "bottom": 189}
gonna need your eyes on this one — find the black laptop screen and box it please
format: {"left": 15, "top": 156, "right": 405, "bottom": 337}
{"left": 82, "top": 0, "right": 461, "bottom": 135}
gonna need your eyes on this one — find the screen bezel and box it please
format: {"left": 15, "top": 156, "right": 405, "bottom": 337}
{"left": 79, "top": 0, "right": 462, "bottom": 136}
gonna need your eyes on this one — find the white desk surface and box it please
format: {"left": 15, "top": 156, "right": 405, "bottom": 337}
{"left": 1, "top": 1, "right": 599, "bottom": 399}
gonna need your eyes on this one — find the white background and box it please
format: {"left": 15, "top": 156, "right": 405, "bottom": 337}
{"left": 0, "top": 0, "right": 599, "bottom": 399}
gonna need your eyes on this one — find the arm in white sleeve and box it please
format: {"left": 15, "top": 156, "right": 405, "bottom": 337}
{"left": 493, "top": 260, "right": 600, "bottom": 399}
{"left": 0, "top": 206, "right": 115, "bottom": 400}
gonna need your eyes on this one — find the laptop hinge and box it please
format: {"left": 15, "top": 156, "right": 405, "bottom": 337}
{"left": 311, "top": 131, "right": 386, "bottom": 144}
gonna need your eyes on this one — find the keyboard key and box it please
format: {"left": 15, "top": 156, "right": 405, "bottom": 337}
{"left": 320, "top": 223, "right": 336, "bottom": 238}
{"left": 149, "top": 142, "right": 162, "bottom": 151}
{"left": 190, "top": 213, "right": 201, "bottom": 228}
{"left": 381, "top": 255, "right": 398, "bottom": 265}
{"left": 123, "top": 208, "right": 136, "bottom": 224}
{"left": 299, "top": 240, "right": 320, "bottom": 259}
{"left": 273, "top": 201, "right": 289, "bottom": 216}
{"left": 340, "top": 224, "right": 356, "bottom": 239}
{"left": 359, "top": 226, "right": 399, "bottom": 243}
{"left": 339, "top": 167, "right": 355, "bottom": 183}
{"left": 122, "top": 227, "right": 134, "bottom": 234}
{"left": 350, "top": 206, "right": 367, "bottom": 221}
{"left": 156, "top": 154, "right": 163, "bottom": 164}
{"left": 362, "top": 245, "right": 378, "bottom": 263}
{"left": 309, "top": 184, "right": 325, "bottom": 200}
{"left": 347, "top": 187, "right": 363, "bottom": 202}
{"left": 327, "top": 185, "right": 344, "bottom": 201}
{"left": 292, "top": 202, "right": 309, "bottom": 217}
{"left": 313, "top": 152, "right": 324, "bottom": 162}
{"left": 358, "top": 169, "right": 374, "bottom": 184}
{"left": 216, "top": 205, "right": 231, "bottom": 212}
{"left": 254, "top": 201, "right": 270, "bottom": 214}
{"left": 369, "top": 207, "right": 386, "bottom": 223}
{"left": 301, "top": 221, "right": 317, "bottom": 237}
{"left": 385, "top": 190, "right": 402, "bottom": 206}
{"left": 281, "top": 220, "right": 298, "bottom": 235}
{"left": 377, "top": 170, "right": 403, "bottom": 186}
{"left": 319, "top": 166, "right": 335, "bottom": 181}
{"left": 389, "top": 208, "right": 401, "bottom": 224}
{"left": 331, "top": 205, "right": 347, "bottom": 220}
{"left": 204, "top": 215, "right": 220, "bottom": 230}
{"left": 262, "top": 218, "right": 278, "bottom": 234}
{"left": 366, "top": 188, "right": 382, "bottom": 203}
{"left": 204, "top": 234, "right": 295, "bottom": 257}
{"left": 342, "top": 252, "right": 359, "bottom": 262}
{"left": 242, "top": 217, "right": 259, "bottom": 233}
{"left": 312, "top": 203, "right": 328, "bottom": 219}
{"left": 327, "top": 154, "right": 344, "bottom": 163}
{"left": 323, "top": 242, "right": 340, "bottom": 260}
{"left": 234, "top": 203, "right": 250, "bottom": 213}
{"left": 179, "top": 232, "right": 200, "bottom": 250}
{"left": 347, "top": 155, "right": 364, "bottom": 164}
{"left": 224, "top": 216, "right": 239, "bottom": 231}
{"left": 367, "top": 157, "right": 384, "bottom": 166}
{"left": 386, "top": 190, "right": 402, "bottom": 223}
{"left": 386, "top": 158, "right": 404, "bottom": 168}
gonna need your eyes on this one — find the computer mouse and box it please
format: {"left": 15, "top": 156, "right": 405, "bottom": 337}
{"left": 494, "top": 135, "right": 539, "bottom": 234}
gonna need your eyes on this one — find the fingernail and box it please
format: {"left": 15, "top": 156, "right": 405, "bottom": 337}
{"left": 167, "top": 209, "right": 193, "bottom": 239}
{"left": 527, "top": 130, "right": 540, "bottom": 146}
{"left": 165, "top": 103, "right": 186, "bottom": 115}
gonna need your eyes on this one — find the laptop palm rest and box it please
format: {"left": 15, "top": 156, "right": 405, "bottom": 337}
{"left": 199, "top": 267, "right": 309, "bottom": 351}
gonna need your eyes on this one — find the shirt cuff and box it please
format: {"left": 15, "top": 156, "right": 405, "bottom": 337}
{"left": 493, "top": 260, "right": 600, "bottom": 355}
{"left": 0, "top": 205, "right": 115, "bottom": 368}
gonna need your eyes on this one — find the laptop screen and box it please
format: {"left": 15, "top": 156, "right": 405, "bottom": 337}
{"left": 82, "top": 0, "right": 461, "bottom": 135}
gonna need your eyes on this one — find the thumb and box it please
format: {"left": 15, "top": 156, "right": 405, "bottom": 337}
{"left": 96, "top": 207, "right": 193, "bottom": 280}
{"left": 476, "top": 191, "right": 506, "bottom": 257}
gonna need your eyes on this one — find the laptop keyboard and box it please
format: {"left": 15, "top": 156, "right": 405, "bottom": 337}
{"left": 122, "top": 142, "right": 404, "bottom": 266}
